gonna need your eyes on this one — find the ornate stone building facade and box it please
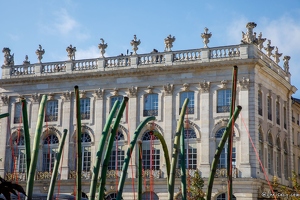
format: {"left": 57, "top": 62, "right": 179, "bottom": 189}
{"left": 0, "top": 22, "right": 299, "bottom": 199}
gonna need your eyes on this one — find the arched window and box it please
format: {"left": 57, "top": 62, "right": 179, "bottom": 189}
{"left": 267, "top": 133, "right": 274, "bottom": 175}
{"left": 180, "top": 91, "right": 194, "bottom": 114}
{"left": 142, "top": 130, "right": 160, "bottom": 170}
{"left": 142, "top": 191, "right": 159, "bottom": 200}
{"left": 259, "top": 131, "right": 264, "bottom": 172}
{"left": 108, "top": 130, "right": 125, "bottom": 170}
{"left": 178, "top": 128, "right": 197, "bottom": 169}
{"left": 216, "top": 193, "right": 236, "bottom": 200}
{"left": 276, "top": 137, "right": 281, "bottom": 177}
{"left": 81, "top": 132, "right": 91, "bottom": 171}
{"left": 12, "top": 135, "right": 26, "bottom": 173}
{"left": 215, "top": 128, "right": 236, "bottom": 169}
{"left": 284, "top": 141, "right": 288, "bottom": 179}
{"left": 144, "top": 93, "right": 158, "bottom": 116}
{"left": 43, "top": 134, "right": 59, "bottom": 171}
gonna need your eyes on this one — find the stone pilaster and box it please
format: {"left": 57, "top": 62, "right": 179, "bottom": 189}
{"left": 0, "top": 96, "right": 9, "bottom": 177}
{"left": 238, "top": 83, "right": 251, "bottom": 177}
{"left": 127, "top": 94, "right": 138, "bottom": 178}
{"left": 199, "top": 82, "right": 211, "bottom": 175}
{"left": 60, "top": 92, "right": 72, "bottom": 179}
{"left": 163, "top": 86, "right": 174, "bottom": 162}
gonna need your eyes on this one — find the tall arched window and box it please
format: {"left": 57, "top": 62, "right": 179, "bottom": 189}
{"left": 267, "top": 133, "right": 274, "bottom": 175}
{"left": 259, "top": 131, "right": 264, "bottom": 172}
{"left": 81, "top": 132, "right": 91, "bottom": 171}
{"left": 276, "top": 137, "right": 281, "bottom": 177}
{"left": 180, "top": 91, "right": 194, "bottom": 114}
{"left": 276, "top": 102, "right": 280, "bottom": 125}
{"left": 178, "top": 128, "right": 197, "bottom": 169}
{"left": 108, "top": 130, "right": 125, "bottom": 170}
{"left": 43, "top": 134, "right": 59, "bottom": 171}
{"left": 284, "top": 141, "right": 288, "bottom": 179}
{"left": 12, "top": 135, "right": 26, "bottom": 173}
{"left": 142, "top": 130, "right": 160, "bottom": 170}
{"left": 215, "top": 128, "right": 236, "bottom": 169}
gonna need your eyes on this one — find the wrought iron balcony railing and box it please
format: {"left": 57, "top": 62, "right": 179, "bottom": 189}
{"left": 45, "top": 114, "right": 58, "bottom": 122}
{"left": 217, "top": 105, "right": 230, "bottom": 113}
{"left": 143, "top": 109, "right": 158, "bottom": 116}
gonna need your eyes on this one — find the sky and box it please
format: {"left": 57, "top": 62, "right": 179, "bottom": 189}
{"left": 1, "top": 0, "right": 300, "bottom": 98}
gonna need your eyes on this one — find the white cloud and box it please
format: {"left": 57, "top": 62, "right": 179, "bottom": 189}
{"left": 53, "top": 8, "right": 79, "bottom": 36}
{"left": 76, "top": 46, "right": 100, "bottom": 60}
{"left": 39, "top": 8, "right": 90, "bottom": 41}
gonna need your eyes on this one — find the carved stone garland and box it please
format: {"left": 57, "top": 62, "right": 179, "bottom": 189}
{"left": 163, "top": 83, "right": 173, "bottom": 96}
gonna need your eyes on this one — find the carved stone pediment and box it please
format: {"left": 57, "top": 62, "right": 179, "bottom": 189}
{"left": 182, "top": 83, "right": 189, "bottom": 91}
{"left": 80, "top": 90, "right": 86, "bottom": 98}
{"left": 113, "top": 88, "right": 119, "bottom": 96}
{"left": 146, "top": 85, "right": 154, "bottom": 94}
{"left": 221, "top": 80, "right": 228, "bottom": 89}
{"left": 48, "top": 93, "right": 55, "bottom": 100}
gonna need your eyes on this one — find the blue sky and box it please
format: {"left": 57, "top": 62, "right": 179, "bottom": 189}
{"left": 1, "top": 0, "right": 300, "bottom": 98}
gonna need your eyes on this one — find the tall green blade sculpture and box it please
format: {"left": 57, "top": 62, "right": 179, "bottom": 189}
{"left": 168, "top": 98, "right": 189, "bottom": 200}
{"left": 21, "top": 99, "right": 31, "bottom": 177}
{"left": 98, "top": 97, "right": 129, "bottom": 200}
{"left": 206, "top": 106, "right": 242, "bottom": 200}
{"left": 89, "top": 100, "right": 120, "bottom": 200}
{"left": 47, "top": 129, "right": 68, "bottom": 200}
{"left": 74, "top": 85, "right": 82, "bottom": 200}
{"left": 26, "top": 94, "right": 47, "bottom": 200}
{"left": 116, "top": 116, "right": 155, "bottom": 200}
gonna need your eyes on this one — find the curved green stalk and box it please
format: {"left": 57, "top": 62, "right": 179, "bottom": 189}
{"left": 26, "top": 94, "right": 47, "bottom": 200}
{"left": 116, "top": 116, "right": 156, "bottom": 200}
{"left": 89, "top": 100, "right": 120, "bottom": 200}
{"left": 0, "top": 113, "right": 9, "bottom": 119}
{"left": 180, "top": 128, "right": 186, "bottom": 200}
{"left": 75, "top": 85, "right": 82, "bottom": 200}
{"left": 168, "top": 98, "right": 189, "bottom": 200}
{"left": 98, "top": 97, "right": 129, "bottom": 200}
{"left": 21, "top": 99, "right": 31, "bottom": 177}
{"left": 227, "top": 65, "right": 238, "bottom": 200}
{"left": 47, "top": 129, "right": 68, "bottom": 200}
{"left": 206, "top": 106, "right": 242, "bottom": 200}
{"left": 138, "top": 140, "right": 143, "bottom": 200}
{"left": 152, "top": 130, "right": 170, "bottom": 183}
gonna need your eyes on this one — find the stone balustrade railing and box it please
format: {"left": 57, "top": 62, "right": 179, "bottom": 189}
{"left": 1, "top": 44, "right": 289, "bottom": 82}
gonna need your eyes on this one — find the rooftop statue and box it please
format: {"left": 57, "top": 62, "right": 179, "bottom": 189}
{"left": 98, "top": 38, "right": 108, "bottom": 58}
{"left": 164, "top": 34, "right": 175, "bottom": 52}
{"left": 130, "top": 35, "right": 141, "bottom": 55}
{"left": 241, "top": 22, "right": 258, "bottom": 44}
{"left": 201, "top": 27, "right": 212, "bottom": 48}
{"left": 2, "top": 47, "right": 14, "bottom": 66}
